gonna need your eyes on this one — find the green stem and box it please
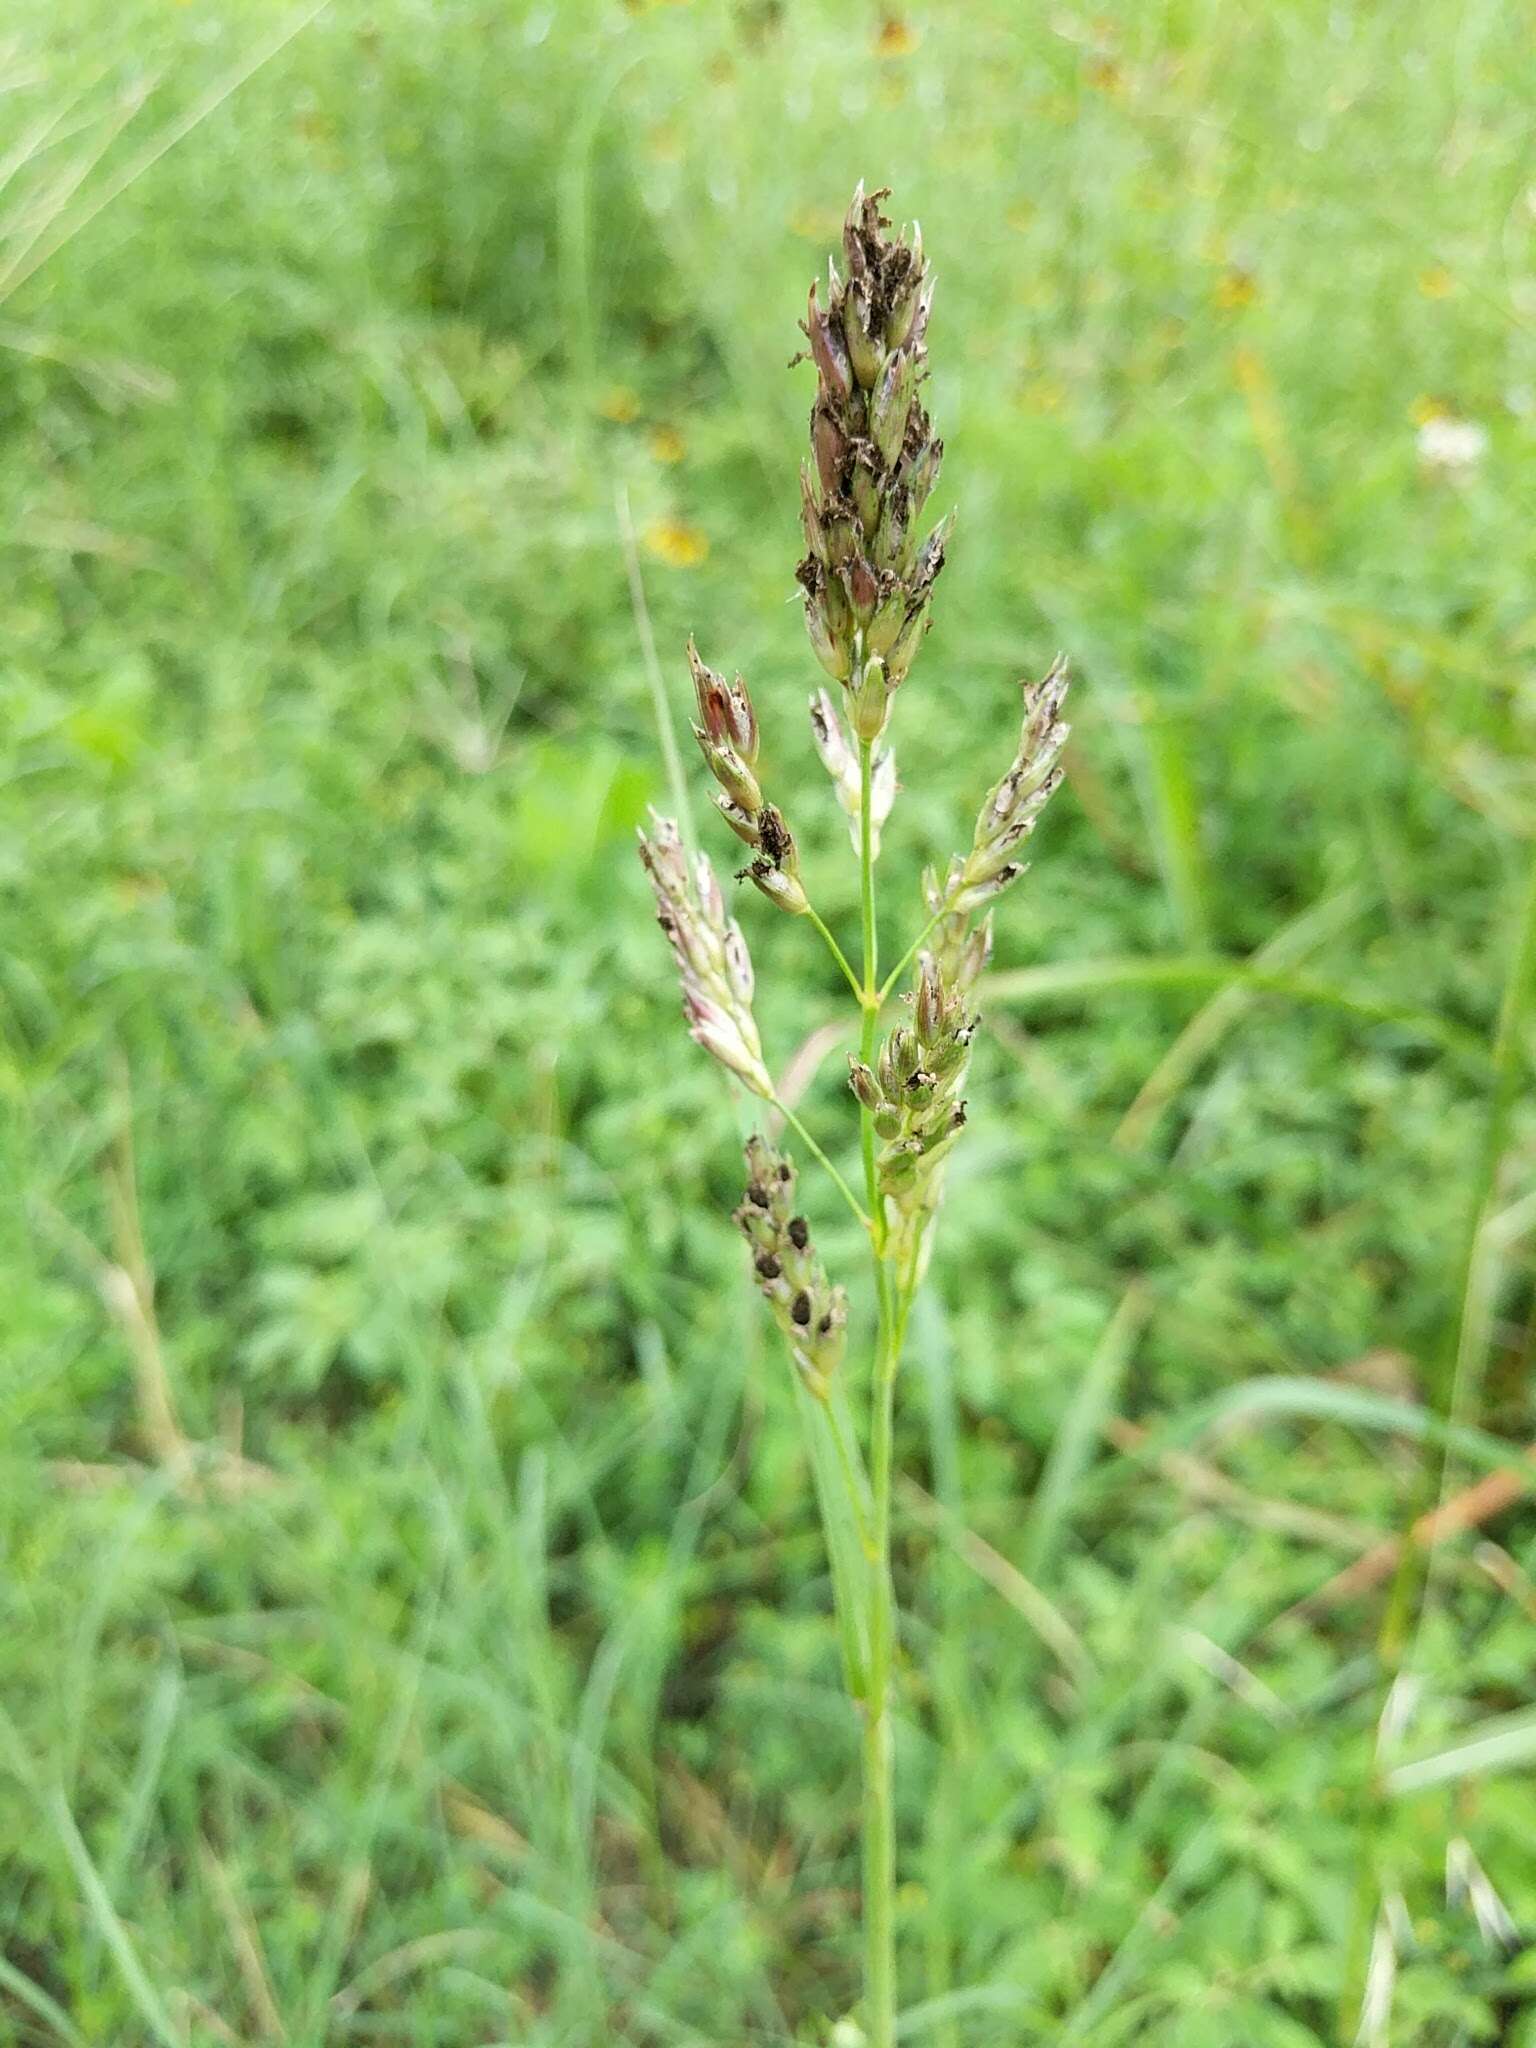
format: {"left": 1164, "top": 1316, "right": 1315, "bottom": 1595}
{"left": 825, "top": 1386, "right": 875, "bottom": 1554}
{"left": 864, "top": 1265, "right": 897, "bottom": 2048}
{"left": 807, "top": 902, "right": 866, "bottom": 1006}
{"left": 772, "top": 1098, "right": 870, "bottom": 1234}
{"left": 615, "top": 484, "right": 694, "bottom": 845}
{"left": 878, "top": 900, "right": 950, "bottom": 1007}
{"left": 855, "top": 730, "right": 900, "bottom": 2048}
{"left": 862, "top": 1677, "right": 896, "bottom": 2048}
{"left": 858, "top": 740, "right": 882, "bottom": 1234}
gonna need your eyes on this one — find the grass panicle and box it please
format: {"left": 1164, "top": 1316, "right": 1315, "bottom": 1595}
{"left": 12, "top": 9, "right": 1533, "bottom": 2038}
{"left": 637, "top": 183, "right": 1072, "bottom": 2046}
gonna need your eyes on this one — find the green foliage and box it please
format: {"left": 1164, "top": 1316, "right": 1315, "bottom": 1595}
{"left": 2, "top": 2, "right": 1533, "bottom": 2042}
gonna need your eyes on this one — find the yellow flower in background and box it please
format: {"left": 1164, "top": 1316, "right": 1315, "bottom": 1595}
{"left": 1214, "top": 268, "right": 1259, "bottom": 310}
{"left": 875, "top": 17, "right": 920, "bottom": 56}
{"left": 644, "top": 519, "right": 709, "bottom": 567}
{"left": 1418, "top": 265, "right": 1456, "bottom": 299}
{"left": 649, "top": 425, "right": 687, "bottom": 464}
{"left": 598, "top": 386, "right": 640, "bottom": 424}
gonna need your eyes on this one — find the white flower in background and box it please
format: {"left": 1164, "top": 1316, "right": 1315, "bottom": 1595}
{"left": 1416, "top": 412, "right": 1488, "bottom": 479}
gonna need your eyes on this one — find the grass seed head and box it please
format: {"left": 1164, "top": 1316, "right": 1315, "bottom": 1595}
{"left": 797, "top": 184, "right": 946, "bottom": 742}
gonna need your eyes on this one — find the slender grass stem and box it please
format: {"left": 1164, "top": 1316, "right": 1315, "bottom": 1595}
{"left": 878, "top": 903, "right": 948, "bottom": 1007}
{"left": 826, "top": 1392, "right": 875, "bottom": 1553}
{"left": 858, "top": 739, "right": 883, "bottom": 1235}
{"left": 854, "top": 728, "right": 900, "bottom": 2048}
{"left": 616, "top": 485, "right": 694, "bottom": 844}
{"left": 806, "top": 901, "right": 867, "bottom": 1006}
{"left": 771, "top": 1098, "right": 870, "bottom": 1234}
{"left": 863, "top": 1268, "right": 897, "bottom": 2048}
{"left": 862, "top": 1682, "right": 896, "bottom": 2048}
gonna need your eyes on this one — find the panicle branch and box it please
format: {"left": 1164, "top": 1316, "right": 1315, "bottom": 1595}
{"left": 848, "top": 950, "right": 977, "bottom": 1273}
{"left": 929, "top": 657, "right": 1071, "bottom": 918}
{"left": 637, "top": 811, "right": 774, "bottom": 1098}
{"left": 734, "top": 1135, "right": 849, "bottom": 1397}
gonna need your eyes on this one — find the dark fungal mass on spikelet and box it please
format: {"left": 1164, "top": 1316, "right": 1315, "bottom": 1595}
{"left": 733, "top": 1136, "right": 848, "bottom": 1396}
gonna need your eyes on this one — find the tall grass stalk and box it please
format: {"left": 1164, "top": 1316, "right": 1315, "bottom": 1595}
{"left": 637, "top": 186, "right": 1070, "bottom": 2040}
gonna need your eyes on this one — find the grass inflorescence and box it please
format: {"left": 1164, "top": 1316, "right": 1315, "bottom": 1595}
{"left": 2, "top": 5, "right": 1534, "bottom": 2044}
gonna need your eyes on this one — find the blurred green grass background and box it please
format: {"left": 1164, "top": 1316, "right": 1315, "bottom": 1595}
{"left": 3, "top": 2, "right": 1535, "bottom": 2042}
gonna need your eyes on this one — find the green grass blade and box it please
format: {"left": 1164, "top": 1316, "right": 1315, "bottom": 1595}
{"left": 1021, "top": 1282, "right": 1149, "bottom": 1585}
{"left": 47, "top": 1787, "right": 180, "bottom": 2048}
{"left": 0, "top": 1956, "right": 91, "bottom": 2048}
{"left": 794, "top": 1374, "right": 872, "bottom": 1701}
{"left": 1165, "top": 1376, "right": 1533, "bottom": 1483}
{"left": 1389, "top": 1708, "right": 1536, "bottom": 1795}
{"left": 986, "top": 956, "right": 1491, "bottom": 1070}
{"left": 1114, "top": 887, "right": 1363, "bottom": 1149}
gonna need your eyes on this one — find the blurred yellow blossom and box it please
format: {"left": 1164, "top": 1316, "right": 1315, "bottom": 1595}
{"left": 598, "top": 385, "right": 640, "bottom": 423}
{"left": 1214, "top": 268, "right": 1259, "bottom": 310}
{"left": 875, "top": 17, "right": 919, "bottom": 56}
{"left": 649, "top": 425, "right": 687, "bottom": 464}
{"left": 644, "top": 519, "right": 709, "bottom": 567}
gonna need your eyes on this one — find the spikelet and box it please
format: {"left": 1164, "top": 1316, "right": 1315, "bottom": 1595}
{"left": 686, "top": 638, "right": 808, "bottom": 915}
{"left": 929, "top": 658, "right": 1071, "bottom": 917}
{"left": 637, "top": 812, "right": 773, "bottom": 1098}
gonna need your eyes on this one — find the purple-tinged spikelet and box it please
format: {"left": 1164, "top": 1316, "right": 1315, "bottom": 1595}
{"left": 638, "top": 813, "right": 773, "bottom": 1098}
{"left": 796, "top": 185, "right": 947, "bottom": 742}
